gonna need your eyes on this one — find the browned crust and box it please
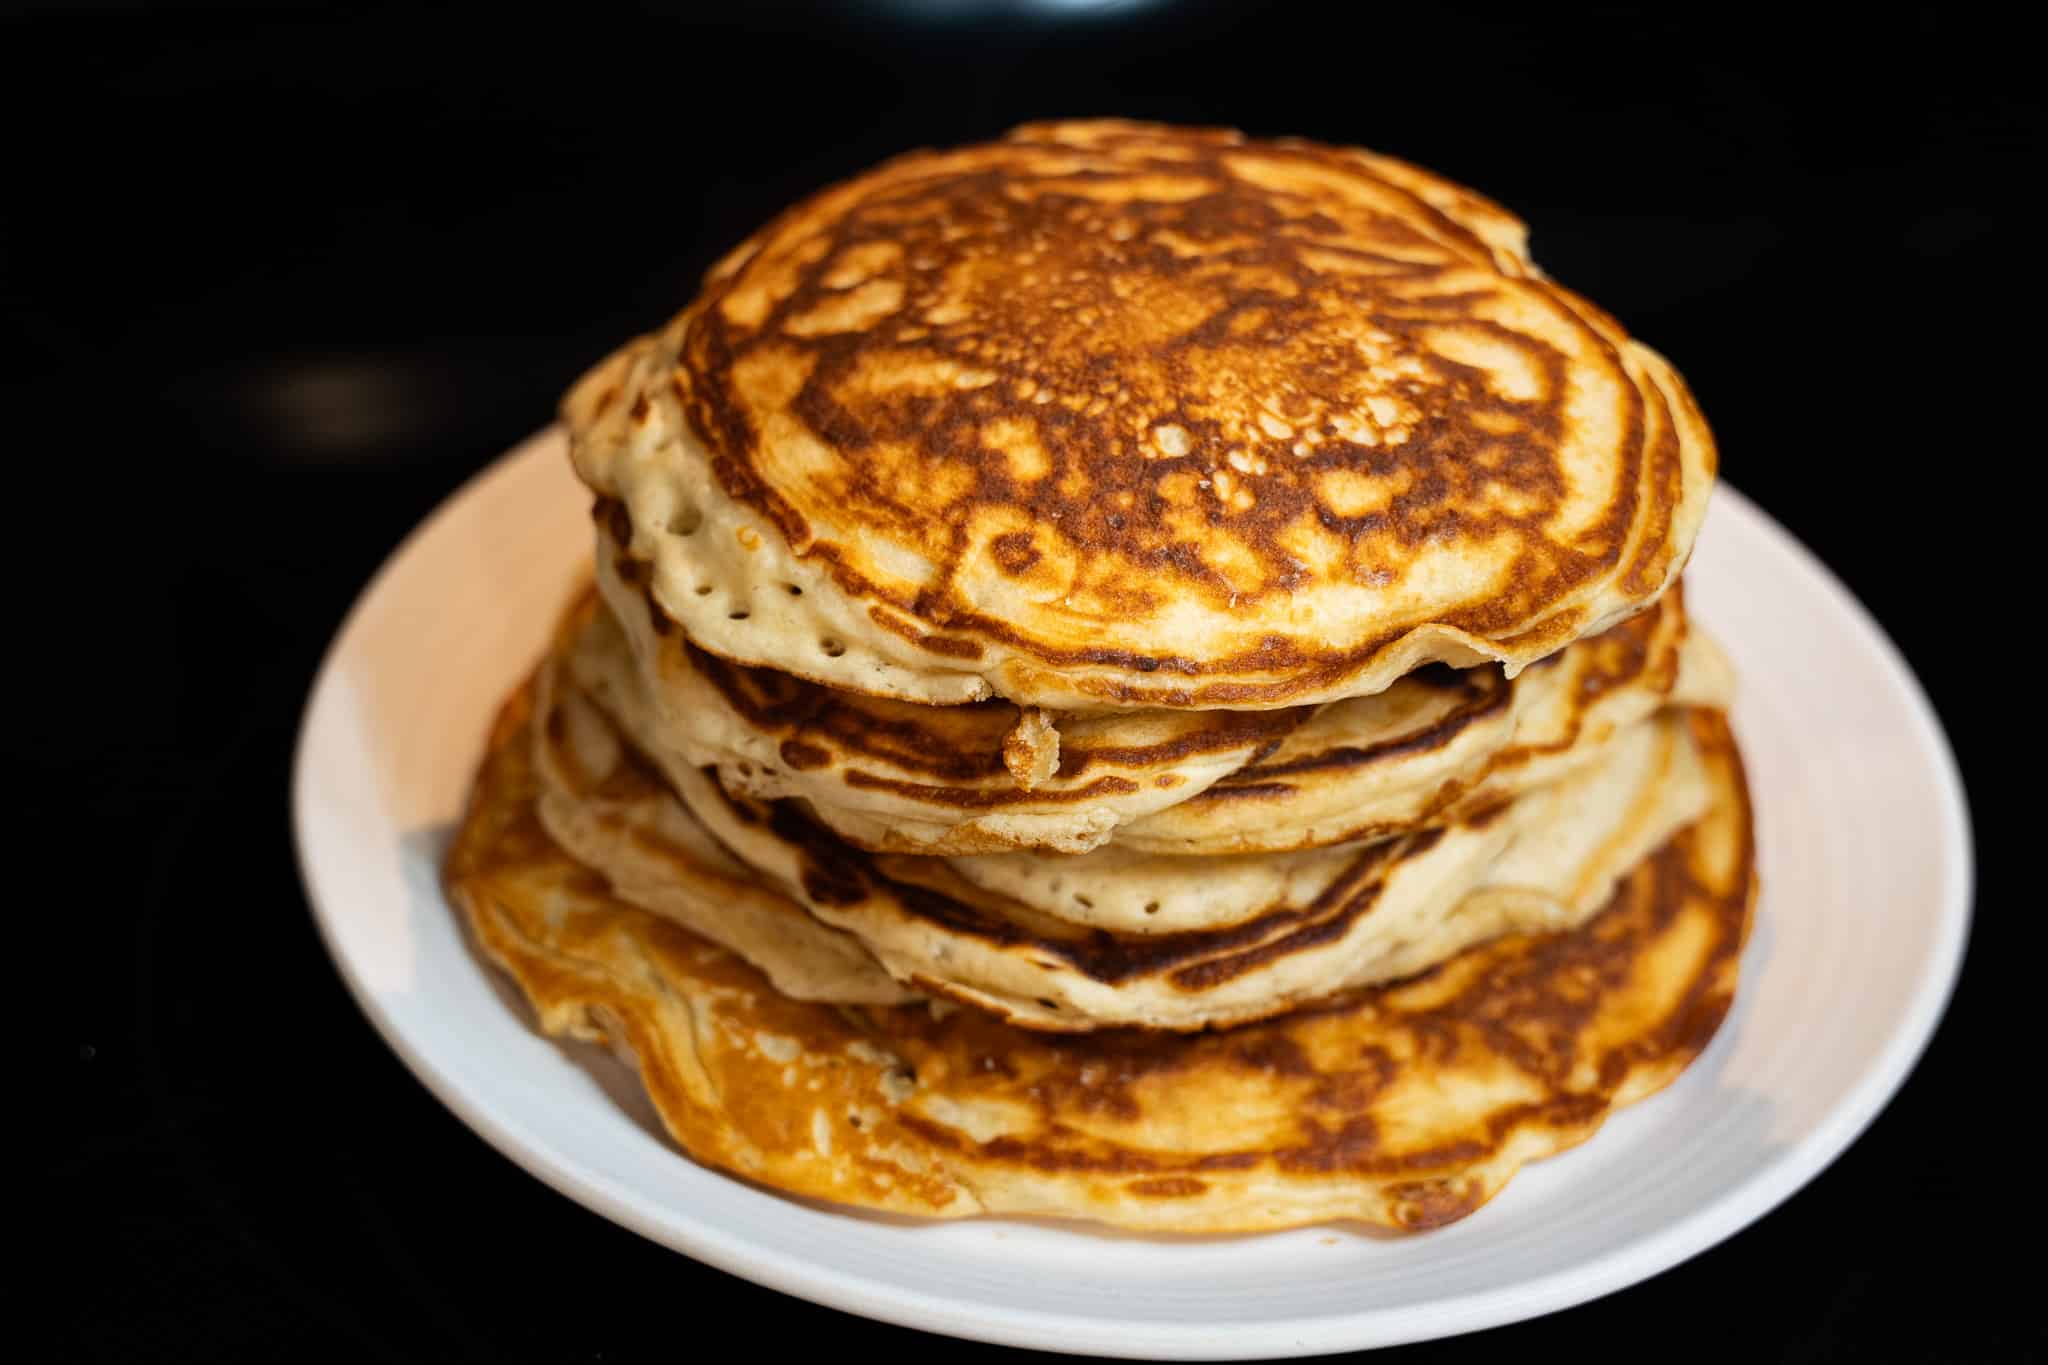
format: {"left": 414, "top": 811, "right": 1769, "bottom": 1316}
{"left": 445, "top": 673, "right": 1757, "bottom": 1232}
{"left": 604, "top": 559, "right": 1684, "bottom": 852}
{"left": 638, "top": 120, "right": 1704, "bottom": 706}
{"left": 694, "top": 741, "right": 1457, "bottom": 1003}
{"left": 1158, "top": 586, "right": 1685, "bottom": 852}
{"left": 607, "top": 548, "right": 1309, "bottom": 801}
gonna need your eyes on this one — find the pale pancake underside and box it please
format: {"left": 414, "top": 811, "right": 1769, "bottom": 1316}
{"left": 542, "top": 599, "right": 1716, "bottom": 1033}
{"left": 566, "top": 120, "right": 1716, "bottom": 711}
{"left": 588, "top": 548, "right": 1300, "bottom": 855}
{"left": 589, "top": 553, "right": 1729, "bottom": 856}
{"left": 530, "top": 634, "right": 913, "bottom": 1007}
{"left": 450, "top": 684, "right": 1755, "bottom": 1233}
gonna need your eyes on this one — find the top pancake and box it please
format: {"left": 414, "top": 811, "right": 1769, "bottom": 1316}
{"left": 568, "top": 119, "right": 1716, "bottom": 710}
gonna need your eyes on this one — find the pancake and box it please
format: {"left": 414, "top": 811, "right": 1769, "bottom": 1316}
{"left": 589, "top": 547, "right": 1725, "bottom": 855}
{"left": 668, "top": 710, "right": 1712, "bottom": 1032}
{"left": 1116, "top": 582, "right": 1734, "bottom": 854}
{"left": 931, "top": 692, "right": 1712, "bottom": 934}
{"left": 566, "top": 119, "right": 1716, "bottom": 711}
{"left": 450, "top": 686, "right": 1755, "bottom": 1232}
{"left": 541, "top": 596, "right": 1716, "bottom": 1031}
{"left": 588, "top": 544, "right": 1305, "bottom": 855}
{"left": 527, "top": 598, "right": 911, "bottom": 1007}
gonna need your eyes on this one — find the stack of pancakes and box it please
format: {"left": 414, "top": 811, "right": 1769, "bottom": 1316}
{"left": 449, "top": 121, "right": 1756, "bottom": 1232}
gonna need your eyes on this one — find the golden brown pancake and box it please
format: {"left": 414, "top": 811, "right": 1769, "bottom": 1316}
{"left": 1116, "top": 582, "right": 1734, "bottom": 854}
{"left": 586, "top": 546, "right": 1727, "bottom": 856}
{"left": 585, "top": 547, "right": 1305, "bottom": 854}
{"left": 644, "top": 706, "right": 1710, "bottom": 1034}
{"left": 566, "top": 119, "right": 1716, "bottom": 710}
{"left": 450, "top": 684, "right": 1755, "bottom": 1232}
{"left": 528, "top": 606, "right": 912, "bottom": 1006}
{"left": 537, "top": 591, "right": 1717, "bottom": 1032}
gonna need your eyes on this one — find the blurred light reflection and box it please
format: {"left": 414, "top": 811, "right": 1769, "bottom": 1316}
{"left": 877, "top": 0, "right": 1168, "bottom": 19}
{"left": 243, "top": 360, "right": 436, "bottom": 459}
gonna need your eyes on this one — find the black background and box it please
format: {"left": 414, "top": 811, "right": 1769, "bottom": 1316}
{"left": 17, "top": 1, "right": 2035, "bottom": 1360}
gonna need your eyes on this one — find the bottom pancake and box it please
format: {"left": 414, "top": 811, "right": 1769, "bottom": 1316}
{"left": 446, "top": 676, "right": 1756, "bottom": 1234}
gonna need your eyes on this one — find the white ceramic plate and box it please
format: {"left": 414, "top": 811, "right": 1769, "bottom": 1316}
{"left": 293, "top": 428, "right": 1971, "bottom": 1359}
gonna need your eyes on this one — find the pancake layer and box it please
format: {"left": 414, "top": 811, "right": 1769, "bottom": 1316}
{"left": 567, "top": 120, "right": 1716, "bottom": 711}
{"left": 589, "top": 544, "right": 1728, "bottom": 856}
{"left": 540, "top": 600, "right": 1715, "bottom": 1030}
{"left": 450, "top": 682, "right": 1754, "bottom": 1232}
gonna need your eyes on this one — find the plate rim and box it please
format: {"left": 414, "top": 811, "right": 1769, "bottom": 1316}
{"left": 291, "top": 429, "right": 1973, "bottom": 1359}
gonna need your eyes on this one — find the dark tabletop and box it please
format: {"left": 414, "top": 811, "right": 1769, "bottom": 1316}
{"left": 20, "top": 2, "right": 2034, "bottom": 1360}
